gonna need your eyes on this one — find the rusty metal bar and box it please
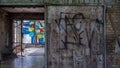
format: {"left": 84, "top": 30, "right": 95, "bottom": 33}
{"left": 21, "top": 20, "right": 23, "bottom": 57}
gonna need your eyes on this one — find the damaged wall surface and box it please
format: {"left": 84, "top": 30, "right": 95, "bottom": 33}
{"left": 0, "top": 0, "right": 119, "bottom": 5}
{"left": 46, "top": 6, "right": 105, "bottom": 68}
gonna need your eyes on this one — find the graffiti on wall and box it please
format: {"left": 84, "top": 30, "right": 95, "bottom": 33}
{"left": 55, "top": 12, "right": 104, "bottom": 55}
{"left": 47, "top": 6, "right": 105, "bottom": 68}
{"left": 55, "top": 12, "right": 85, "bottom": 49}
{"left": 22, "top": 20, "right": 45, "bottom": 45}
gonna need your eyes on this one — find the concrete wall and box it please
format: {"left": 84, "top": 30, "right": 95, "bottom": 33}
{"left": 46, "top": 6, "right": 105, "bottom": 68}
{"left": 0, "top": 9, "right": 9, "bottom": 54}
{"left": 46, "top": 5, "right": 119, "bottom": 68}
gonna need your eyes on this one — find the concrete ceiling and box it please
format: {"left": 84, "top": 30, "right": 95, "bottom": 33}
{"left": 1, "top": 7, "right": 44, "bottom": 13}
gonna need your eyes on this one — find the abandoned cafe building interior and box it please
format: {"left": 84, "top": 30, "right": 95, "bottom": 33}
{"left": 0, "top": 0, "right": 120, "bottom": 68}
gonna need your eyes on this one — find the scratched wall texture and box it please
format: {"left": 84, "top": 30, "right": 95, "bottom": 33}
{"left": 46, "top": 6, "right": 105, "bottom": 68}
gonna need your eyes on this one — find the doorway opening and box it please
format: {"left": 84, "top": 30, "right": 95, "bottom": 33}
{"left": 0, "top": 7, "right": 45, "bottom": 68}
{"left": 13, "top": 20, "right": 45, "bottom": 56}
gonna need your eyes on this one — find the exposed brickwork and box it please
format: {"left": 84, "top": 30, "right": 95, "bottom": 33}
{"left": 106, "top": 6, "right": 120, "bottom": 68}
